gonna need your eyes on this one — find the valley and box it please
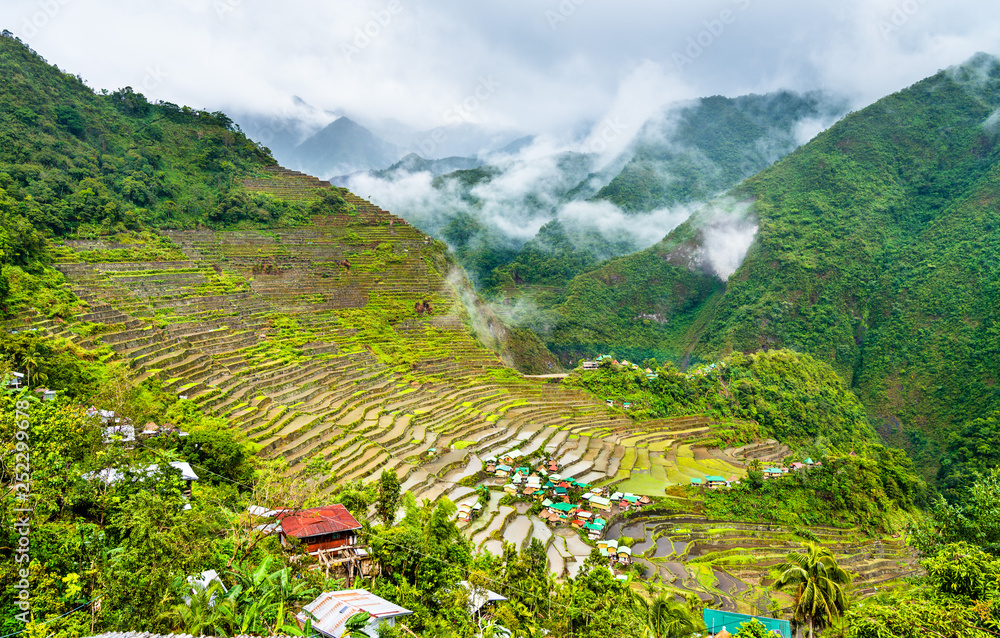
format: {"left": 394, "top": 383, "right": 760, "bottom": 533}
{"left": 2, "top": 27, "right": 998, "bottom": 638}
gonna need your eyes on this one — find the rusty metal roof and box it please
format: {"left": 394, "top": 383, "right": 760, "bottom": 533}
{"left": 297, "top": 590, "right": 411, "bottom": 637}
{"left": 278, "top": 504, "right": 361, "bottom": 539}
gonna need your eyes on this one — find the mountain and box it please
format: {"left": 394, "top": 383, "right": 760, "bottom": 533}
{"left": 539, "top": 53, "right": 1000, "bottom": 480}
{"left": 232, "top": 95, "right": 338, "bottom": 161}
{"left": 593, "top": 90, "right": 846, "bottom": 212}
{"left": 376, "top": 152, "right": 484, "bottom": 178}
{"left": 480, "top": 90, "right": 846, "bottom": 299}
{"left": 290, "top": 116, "right": 401, "bottom": 178}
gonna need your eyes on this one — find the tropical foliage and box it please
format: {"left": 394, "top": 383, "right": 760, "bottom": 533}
{"left": 774, "top": 542, "right": 852, "bottom": 637}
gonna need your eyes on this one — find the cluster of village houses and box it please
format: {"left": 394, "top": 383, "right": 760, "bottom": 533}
{"left": 3, "top": 371, "right": 57, "bottom": 400}
{"left": 582, "top": 355, "right": 659, "bottom": 382}
{"left": 689, "top": 457, "right": 820, "bottom": 490}
{"left": 468, "top": 448, "right": 653, "bottom": 569}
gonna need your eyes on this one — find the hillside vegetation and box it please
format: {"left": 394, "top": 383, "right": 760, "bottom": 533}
{"left": 569, "top": 350, "right": 925, "bottom": 530}
{"left": 536, "top": 54, "right": 1000, "bottom": 484}
{"left": 0, "top": 31, "right": 345, "bottom": 317}
{"left": 422, "top": 91, "right": 843, "bottom": 295}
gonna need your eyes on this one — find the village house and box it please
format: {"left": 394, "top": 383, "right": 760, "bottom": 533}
{"left": 278, "top": 504, "right": 362, "bottom": 553}
{"left": 499, "top": 449, "right": 523, "bottom": 466}
{"left": 457, "top": 581, "right": 507, "bottom": 616}
{"left": 585, "top": 517, "right": 607, "bottom": 540}
{"left": 617, "top": 545, "right": 633, "bottom": 566}
{"left": 484, "top": 458, "right": 497, "bottom": 473}
{"left": 495, "top": 464, "right": 512, "bottom": 478}
{"left": 588, "top": 495, "right": 612, "bottom": 513}
{"left": 763, "top": 468, "right": 783, "bottom": 480}
{"left": 298, "top": 589, "right": 411, "bottom": 638}
{"left": 705, "top": 475, "right": 728, "bottom": 489}
{"left": 458, "top": 503, "right": 473, "bottom": 523}
{"left": 599, "top": 539, "right": 619, "bottom": 559}
{"left": 582, "top": 360, "right": 599, "bottom": 370}
{"left": 83, "top": 461, "right": 199, "bottom": 496}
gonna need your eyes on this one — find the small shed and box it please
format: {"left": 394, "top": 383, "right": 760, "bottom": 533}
{"left": 458, "top": 580, "right": 507, "bottom": 615}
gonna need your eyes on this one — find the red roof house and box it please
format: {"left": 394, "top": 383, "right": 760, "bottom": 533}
{"left": 278, "top": 504, "right": 362, "bottom": 553}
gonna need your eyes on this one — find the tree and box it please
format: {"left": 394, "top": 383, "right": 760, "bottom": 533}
{"left": 912, "top": 469, "right": 1000, "bottom": 556}
{"left": 775, "top": 542, "right": 852, "bottom": 638}
{"left": 159, "top": 581, "right": 233, "bottom": 637}
{"left": 735, "top": 618, "right": 782, "bottom": 638}
{"left": 746, "top": 458, "right": 765, "bottom": 489}
{"left": 634, "top": 592, "right": 701, "bottom": 638}
{"left": 376, "top": 468, "right": 401, "bottom": 526}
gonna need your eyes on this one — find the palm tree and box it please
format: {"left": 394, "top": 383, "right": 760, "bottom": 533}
{"left": 774, "top": 542, "right": 852, "bottom": 638}
{"left": 634, "top": 592, "right": 700, "bottom": 638}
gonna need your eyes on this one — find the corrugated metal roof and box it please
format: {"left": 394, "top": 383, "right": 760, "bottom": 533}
{"left": 279, "top": 504, "right": 361, "bottom": 539}
{"left": 82, "top": 461, "right": 198, "bottom": 484}
{"left": 298, "top": 590, "right": 411, "bottom": 638}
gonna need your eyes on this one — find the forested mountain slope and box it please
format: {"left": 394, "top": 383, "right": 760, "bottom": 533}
{"left": 542, "top": 54, "right": 1000, "bottom": 480}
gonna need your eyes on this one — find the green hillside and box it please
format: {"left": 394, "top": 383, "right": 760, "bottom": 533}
{"left": 542, "top": 54, "right": 1000, "bottom": 482}
{"left": 414, "top": 92, "right": 842, "bottom": 297}
{"left": 593, "top": 90, "right": 843, "bottom": 212}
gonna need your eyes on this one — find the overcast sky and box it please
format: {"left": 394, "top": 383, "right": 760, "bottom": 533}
{"left": 5, "top": 0, "right": 1000, "bottom": 139}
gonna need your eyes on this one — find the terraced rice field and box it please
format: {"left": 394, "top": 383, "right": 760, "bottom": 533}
{"left": 15, "top": 171, "right": 745, "bottom": 494}
{"left": 603, "top": 513, "right": 922, "bottom": 612}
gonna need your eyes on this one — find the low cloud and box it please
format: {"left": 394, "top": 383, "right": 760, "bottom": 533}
{"left": 678, "top": 199, "right": 759, "bottom": 281}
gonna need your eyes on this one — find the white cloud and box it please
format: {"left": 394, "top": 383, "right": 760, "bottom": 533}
{"left": 5, "top": 0, "right": 1000, "bottom": 138}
